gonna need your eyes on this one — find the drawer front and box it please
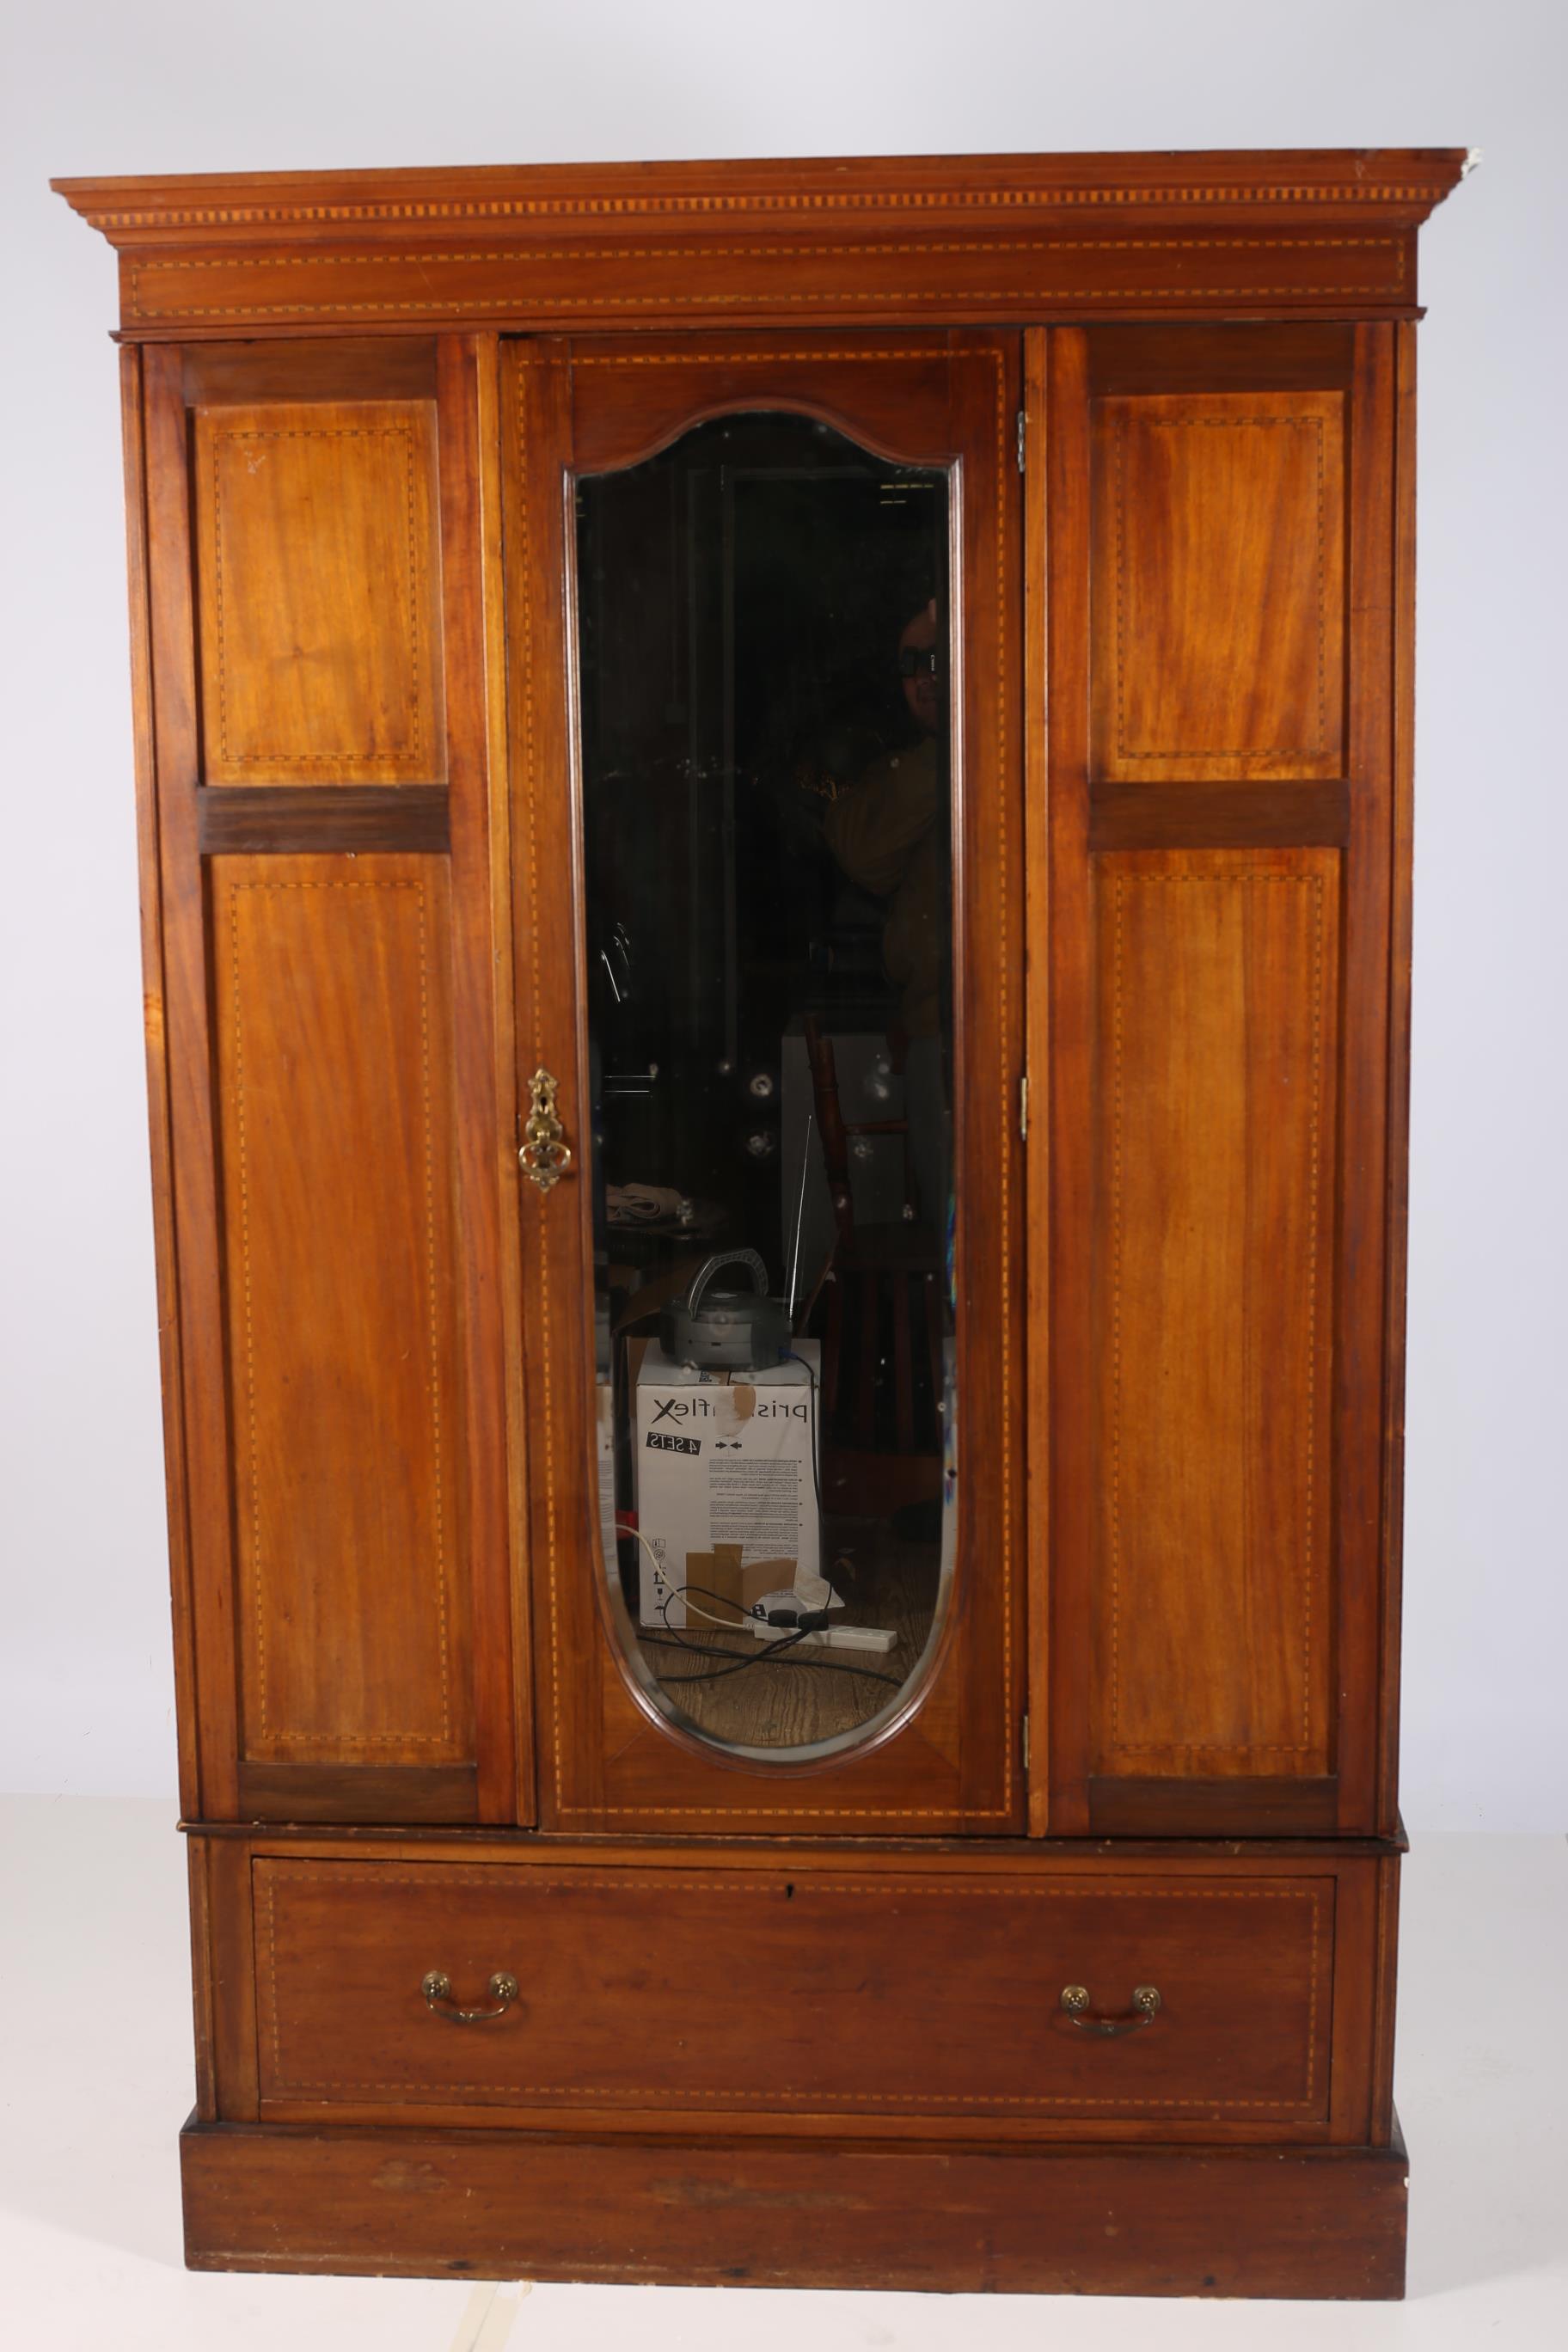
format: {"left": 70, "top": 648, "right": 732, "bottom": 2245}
{"left": 253, "top": 1858, "right": 1334, "bottom": 2129}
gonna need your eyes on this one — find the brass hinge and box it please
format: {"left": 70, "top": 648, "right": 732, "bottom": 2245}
{"left": 1019, "top": 1072, "right": 1029, "bottom": 1141}
{"left": 1021, "top": 1712, "right": 1031, "bottom": 1774}
{"left": 1016, "top": 407, "right": 1026, "bottom": 475}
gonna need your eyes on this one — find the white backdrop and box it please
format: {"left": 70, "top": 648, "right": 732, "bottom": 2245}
{"left": 2, "top": 0, "right": 1563, "bottom": 1828}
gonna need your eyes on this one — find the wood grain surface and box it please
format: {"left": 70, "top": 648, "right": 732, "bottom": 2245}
{"left": 250, "top": 1853, "right": 1335, "bottom": 2133}
{"left": 1092, "top": 390, "right": 1345, "bottom": 781}
{"left": 194, "top": 399, "right": 444, "bottom": 785}
{"left": 1044, "top": 321, "right": 1402, "bottom": 1841}
{"left": 181, "top": 2117, "right": 1410, "bottom": 2295}
{"left": 55, "top": 150, "right": 1464, "bottom": 344}
{"left": 211, "top": 854, "right": 472, "bottom": 1767}
{"left": 1090, "top": 848, "right": 1338, "bottom": 1781}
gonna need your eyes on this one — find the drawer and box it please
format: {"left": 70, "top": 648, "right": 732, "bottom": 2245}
{"left": 250, "top": 1856, "right": 1337, "bottom": 2134}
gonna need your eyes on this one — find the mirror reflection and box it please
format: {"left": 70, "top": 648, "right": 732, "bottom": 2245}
{"left": 576, "top": 413, "right": 957, "bottom": 1758}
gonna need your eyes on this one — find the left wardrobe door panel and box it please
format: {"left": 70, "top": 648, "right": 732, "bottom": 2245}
{"left": 133, "top": 340, "right": 523, "bottom": 1824}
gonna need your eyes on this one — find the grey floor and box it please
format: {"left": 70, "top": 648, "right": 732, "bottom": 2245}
{"left": 3, "top": 1798, "right": 1564, "bottom": 2349}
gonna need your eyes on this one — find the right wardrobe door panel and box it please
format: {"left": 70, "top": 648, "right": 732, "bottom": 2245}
{"left": 1041, "top": 324, "right": 1400, "bottom": 1838}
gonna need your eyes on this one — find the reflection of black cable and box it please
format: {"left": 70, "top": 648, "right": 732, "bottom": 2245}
{"left": 657, "top": 1583, "right": 807, "bottom": 1675}
{"left": 657, "top": 1606, "right": 808, "bottom": 1681}
{"left": 677, "top": 1581, "right": 789, "bottom": 1633}
{"left": 657, "top": 1583, "right": 770, "bottom": 1651}
{"left": 653, "top": 1579, "right": 901, "bottom": 1690}
{"left": 641, "top": 1632, "right": 902, "bottom": 1690}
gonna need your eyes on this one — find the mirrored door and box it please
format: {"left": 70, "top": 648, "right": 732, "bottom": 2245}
{"left": 505, "top": 334, "right": 1023, "bottom": 1833}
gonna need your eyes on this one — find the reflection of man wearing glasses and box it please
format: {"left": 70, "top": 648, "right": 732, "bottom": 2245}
{"left": 824, "top": 598, "right": 951, "bottom": 1239}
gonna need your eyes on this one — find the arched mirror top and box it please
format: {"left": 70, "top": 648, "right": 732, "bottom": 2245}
{"left": 572, "top": 408, "right": 959, "bottom": 1763}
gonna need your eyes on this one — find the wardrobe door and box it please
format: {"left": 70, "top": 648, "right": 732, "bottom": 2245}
{"left": 505, "top": 332, "right": 1026, "bottom": 1835}
{"left": 1038, "top": 325, "right": 1400, "bottom": 1837}
{"left": 135, "top": 339, "right": 522, "bottom": 1824}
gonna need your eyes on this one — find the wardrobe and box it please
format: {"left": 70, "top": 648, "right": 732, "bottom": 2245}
{"left": 55, "top": 147, "right": 1466, "bottom": 2296}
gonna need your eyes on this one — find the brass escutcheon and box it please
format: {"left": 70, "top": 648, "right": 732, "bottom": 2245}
{"left": 519, "top": 1068, "right": 573, "bottom": 1193}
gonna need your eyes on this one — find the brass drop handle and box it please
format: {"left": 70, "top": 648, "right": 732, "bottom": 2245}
{"left": 1060, "top": 1982, "right": 1161, "bottom": 2037}
{"left": 520, "top": 1068, "right": 573, "bottom": 1192}
{"left": 420, "top": 1968, "right": 520, "bottom": 2024}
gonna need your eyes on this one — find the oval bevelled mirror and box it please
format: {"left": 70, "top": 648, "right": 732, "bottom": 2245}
{"left": 574, "top": 411, "right": 957, "bottom": 1762}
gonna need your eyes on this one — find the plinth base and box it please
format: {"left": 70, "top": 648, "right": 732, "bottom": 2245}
{"left": 181, "top": 2114, "right": 1408, "bottom": 2299}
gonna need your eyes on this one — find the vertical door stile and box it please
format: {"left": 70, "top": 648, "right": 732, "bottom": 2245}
{"left": 143, "top": 342, "right": 242, "bottom": 1822}
{"left": 1379, "top": 321, "right": 1420, "bottom": 1840}
{"left": 472, "top": 329, "right": 537, "bottom": 1828}
{"left": 1022, "top": 328, "right": 1051, "bottom": 1835}
{"left": 120, "top": 341, "right": 202, "bottom": 1825}
{"left": 504, "top": 340, "right": 598, "bottom": 1828}
{"left": 436, "top": 333, "right": 521, "bottom": 1822}
{"left": 1334, "top": 323, "right": 1398, "bottom": 1832}
{"left": 1044, "top": 328, "right": 1094, "bottom": 1836}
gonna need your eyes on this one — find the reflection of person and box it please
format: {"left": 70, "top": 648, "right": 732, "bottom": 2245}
{"left": 823, "top": 598, "right": 950, "bottom": 1231}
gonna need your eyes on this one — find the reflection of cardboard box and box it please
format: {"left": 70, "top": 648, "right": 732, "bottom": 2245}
{"left": 632, "top": 1339, "right": 821, "bottom": 1627}
{"left": 681, "top": 1543, "right": 787, "bottom": 1629}
{"left": 595, "top": 1379, "right": 617, "bottom": 1571}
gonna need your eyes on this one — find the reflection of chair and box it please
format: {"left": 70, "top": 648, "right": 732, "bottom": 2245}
{"left": 802, "top": 1015, "right": 944, "bottom": 1514}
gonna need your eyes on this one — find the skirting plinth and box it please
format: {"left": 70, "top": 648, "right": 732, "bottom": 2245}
{"left": 181, "top": 2115, "right": 1409, "bottom": 2299}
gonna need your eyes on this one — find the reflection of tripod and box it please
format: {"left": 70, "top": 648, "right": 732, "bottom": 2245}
{"left": 800, "top": 1015, "right": 945, "bottom": 1516}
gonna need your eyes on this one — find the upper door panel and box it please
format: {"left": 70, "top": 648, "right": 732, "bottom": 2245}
{"left": 193, "top": 395, "right": 446, "bottom": 786}
{"left": 1091, "top": 389, "right": 1345, "bottom": 783}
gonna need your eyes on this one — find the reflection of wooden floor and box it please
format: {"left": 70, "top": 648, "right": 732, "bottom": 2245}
{"left": 634, "top": 1527, "right": 939, "bottom": 1752}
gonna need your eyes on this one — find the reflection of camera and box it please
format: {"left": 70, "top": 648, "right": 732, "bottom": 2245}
{"left": 658, "top": 1250, "right": 789, "bottom": 1370}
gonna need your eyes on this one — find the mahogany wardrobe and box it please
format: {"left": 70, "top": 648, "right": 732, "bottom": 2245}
{"left": 56, "top": 148, "right": 1466, "bottom": 2298}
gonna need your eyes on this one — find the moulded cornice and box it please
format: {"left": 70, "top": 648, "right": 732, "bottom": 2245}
{"left": 52, "top": 150, "right": 1469, "bottom": 337}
